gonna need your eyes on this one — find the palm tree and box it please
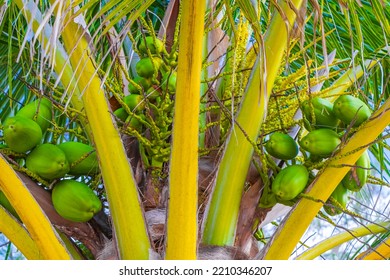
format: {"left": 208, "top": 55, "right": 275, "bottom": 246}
{"left": 0, "top": 0, "right": 389, "bottom": 260}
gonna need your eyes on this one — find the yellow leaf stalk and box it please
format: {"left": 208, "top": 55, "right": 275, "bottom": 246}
{"left": 202, "top": 0, "right": 304, "bottom": 246}
{"left": 0, "top": 155, "right": 71, "bottom": 259}
{"left": 358, "top": 236, "right": 390, "bottom": 260}
{"left": 296, "top": 221, "right": 390, "bottom": 260}
{"left": 56, "top": 231, "right": 85, "bottom": 260}
{"left": 165, "top": 0, "right": 206, "bottom": 260}
{"left": 60, "top": 16, "right": 151, "bottom": 259}
{"left": 261, "top": 97, "right": 390, "bottom": 260}
{"left": 0, "top": 206, "right": 41, "bottom": 260}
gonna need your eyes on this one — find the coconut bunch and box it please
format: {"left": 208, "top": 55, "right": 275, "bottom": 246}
{"left": 261, "top": 95, "right": 372, "bottom": 215}
{"left": 1, "top": 98, "right": 102, "bottom": 224}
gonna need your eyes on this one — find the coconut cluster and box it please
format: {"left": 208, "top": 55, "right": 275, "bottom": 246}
{"left": 261, "top": 95, "right": 372, "bottom": 215}
{"left": 1, "top": 98, "right": 101, "bottom": 222}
